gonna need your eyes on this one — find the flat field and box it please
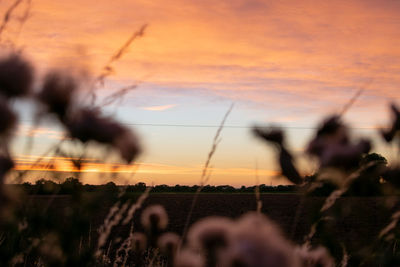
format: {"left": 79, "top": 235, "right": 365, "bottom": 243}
{"left": 26, "top": 193, "right": 394, "bottom": 246}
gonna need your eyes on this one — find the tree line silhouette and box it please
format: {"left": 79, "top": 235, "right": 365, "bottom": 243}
{"left": 11, "top": 152, "right": 391, "bottom": 196}
{"left": 13, "top": 178, "right": 297, "bottom": 195}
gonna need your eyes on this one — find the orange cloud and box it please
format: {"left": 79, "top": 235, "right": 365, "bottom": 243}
{"left": 3, "top": 0, "right": 396, "bottom": 120}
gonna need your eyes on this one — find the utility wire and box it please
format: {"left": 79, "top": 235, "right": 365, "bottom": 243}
{"left": 18, "top": 120, "right": 383, "bottom": 130}
{"left": 121, "top": 123, "right": 383, "bottom": 131}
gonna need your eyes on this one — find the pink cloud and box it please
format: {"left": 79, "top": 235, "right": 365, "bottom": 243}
{"left": 140, "top": 104, "right": 177, "bottom": 111}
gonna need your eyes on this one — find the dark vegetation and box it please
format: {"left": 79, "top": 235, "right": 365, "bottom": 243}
{"left": 14, "top": 179, "right": 297, "bottom": 194}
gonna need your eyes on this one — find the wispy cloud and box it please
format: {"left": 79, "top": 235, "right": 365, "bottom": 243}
{"left": 14, "top": 0, "right": 400, "bottom": 115}
{"left": 140, "top": 104, "right": 177, "bottom": 111}
{"left": 17, "top": 124, "right": 65, "bottom": 140}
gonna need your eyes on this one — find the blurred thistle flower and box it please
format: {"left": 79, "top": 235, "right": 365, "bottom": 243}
{"left": 315, "top": 115, "right": 345, "bottom": 138}
{"left": 65, "top": 108, "right": 141, "bottom": 163}
{"left": 37, "top": 71, "right": 78, "bottom": 120}
{"left": 174, "top": 248, "right": 205, "bottom": 267}
{"left": 0, "top": 53, "right": 34, "bottom": 98}
{"left": 113, "top": 129, "right": 141, "bottom": 163}
{"left": 220, "top": 212, "right": 298, "bottom": 267}
{"left": 140, "top": 204, "right": 168, "bottom": 232}
{"left": 307, "top": 115, "right": 370, "bottom": 170}
{"left": 157, "top": 232, "right": 180, "bottom": 259}
{"left": 307, "top": 115, "right": 349, "bottom": 158}
{"left": 319, "top": 139, "right": 371, "bottom": 170}
{"left": 131, "top": 232, "right": 147, "bottom": 253}
{"left": 294, "top": 245, "right": 335, "bottom": 267}
{"left": 380, "top": 103, "right": 400, "bottom": 143}
{"left": 0, "top": 96, "right": 17, "bottom": 137}
{"left": 188, "top": 217, "right": 233, "bottom": 251}
{"left": 252, "top": 126, "right": 284, "bottom": 146}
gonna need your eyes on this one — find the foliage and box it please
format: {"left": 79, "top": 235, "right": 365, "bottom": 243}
{"left": 12, "top": 181, "right": 298, "bottom": 195}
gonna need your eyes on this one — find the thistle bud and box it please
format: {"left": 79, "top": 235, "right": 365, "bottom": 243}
{"left": 0, "top": 53, "right": 34, "bottom": 98}
{"left": 131, "top": 232, "right": 147, "bottom": 253}
{"left": 141, "top": 205, "right": 168, "bottom": 232}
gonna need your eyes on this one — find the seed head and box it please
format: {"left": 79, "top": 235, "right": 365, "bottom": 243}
{"left": 131, "top": 232, "right": 147, "bottom": 253}
{"left": 140, "top": 204, "right": 168, "bottom": 232}
{"left": 320, "top": 139, "right": 371, "bottom": 170}
{"left": 187, "top": 217, "right": 233, "bottom": 251}
{"left": 157, "top": 232, "right": 180, "bottom": 257}
{"left": 174, "top": 249, "right": 205, "bottom": 267}
{"left": 220, "top": 212, "right": 298, "bottom": 267}
{"left": 307, "top": 115, "right": 349, "bottom": 157}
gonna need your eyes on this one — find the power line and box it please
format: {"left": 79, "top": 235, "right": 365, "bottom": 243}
{"left": 19, "top": 120, "right": 384, "bottom": 131}
{"left": 123, "top": 123, "right": 382, "bottom": 131}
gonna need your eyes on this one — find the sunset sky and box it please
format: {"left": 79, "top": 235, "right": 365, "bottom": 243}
{"left": 1, "top": 0, "right": 400, "bottom": 186}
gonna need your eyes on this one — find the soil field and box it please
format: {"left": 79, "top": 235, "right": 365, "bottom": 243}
{"left": 26, "top": 193, "right": 396, "bottom": 247}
